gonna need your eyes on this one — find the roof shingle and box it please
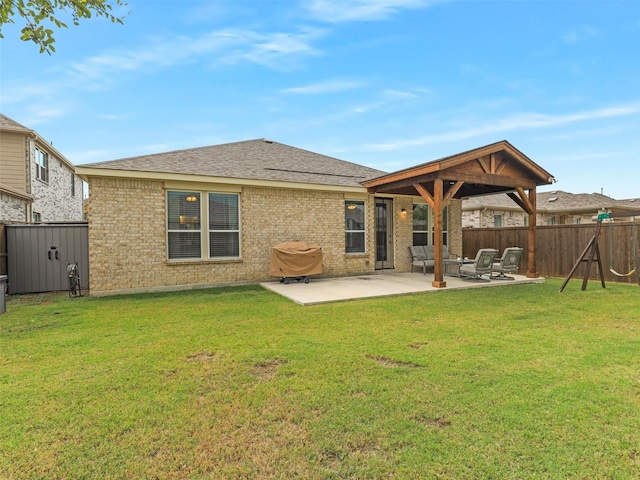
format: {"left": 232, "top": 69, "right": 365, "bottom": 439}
{"left": 80, "top": 139, "right": 387, "bottom": 188}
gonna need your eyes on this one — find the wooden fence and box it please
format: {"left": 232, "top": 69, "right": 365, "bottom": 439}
{"left": 463, "top": 223, "right": 639, "bottom": 285}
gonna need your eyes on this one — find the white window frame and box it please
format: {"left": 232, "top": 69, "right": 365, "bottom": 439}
{"left": 345, "top": 200, "right": 366, "bottom": 254}
{"left": 35, "top": 147, "right": 48, "bottom": 183}
{"left": 493, "top": 214, "right": 504, "bottom": 228}
{"left": 412, "top": 203, "right": 448, "bottom": 246}
{"left": 208, "top": 192, "right": 241, "bottom": 259}
{"left": 166, "top": 191, "right": 202, "bottom": 260}
{"left": 166, "top": 190, "right": 242, "bottom": 261}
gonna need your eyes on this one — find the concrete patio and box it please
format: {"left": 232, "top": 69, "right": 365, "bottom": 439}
{"left": 261, "top": 271, "right": 545, "bottom": 306}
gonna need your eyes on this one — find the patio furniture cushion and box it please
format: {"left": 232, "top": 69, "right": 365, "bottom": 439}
{"left": 410, "top": 245, "right": 450, "bottom": 274}
{"left": 459, "top": 248, "right": 499, "bottom": 281}
{"left": 491, "top": 247, "right": 524, "bottom": 279}
{"left": 409, "top": 246, "right": 429, "bottom": 274}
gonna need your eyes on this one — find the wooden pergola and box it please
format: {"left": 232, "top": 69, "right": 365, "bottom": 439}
{"left": 362, "top": 140, "right": 555, "bottom": 288}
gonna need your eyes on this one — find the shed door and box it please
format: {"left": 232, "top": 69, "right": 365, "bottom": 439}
{"left": 6, "top": 224, "right": 89, "bottom": 294}
{"left": 375, "top": 198, "right": 394, "bottom": 269}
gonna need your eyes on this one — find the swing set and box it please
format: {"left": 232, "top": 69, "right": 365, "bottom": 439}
{"left": 559, "top": 209, "right": 640, "bottom": 292}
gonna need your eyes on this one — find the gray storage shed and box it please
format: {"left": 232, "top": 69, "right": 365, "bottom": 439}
{"left": 6, "top": 223, "right": 89, "bottom": 294}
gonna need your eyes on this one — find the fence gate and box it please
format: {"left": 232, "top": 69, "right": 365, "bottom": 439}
{"left": 6, "top": 223, "right": 89, "bottom": 294}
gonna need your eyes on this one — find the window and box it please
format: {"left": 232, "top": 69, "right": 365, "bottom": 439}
{"left": 547, "top": 217, "right": 556, "bottom": 225}
{"left": 35, "top": 148, "right": 48, "bottom": 183}
{"left": 493, "top": 214, "right": 503, "bottom": 228}
{"left": 167, "top": 192, "right": 201, "bottom": 259}
{"left": 71, "top": 173, "right": 76, "bottom": 197}
{"left": 32, "top": 212, "right": 41, "bottom": 223}
{"left": 345, "top": 200, "right": 365, "bottom": 253}
{"left": 412, "top": 204, "right": 429, "bottom": 246}
{"left": 167, "top": 191, "right": 241, "bottom": 260}
{"left": 412, "top": 204, "right": 448, "bottom": 246}
{"left": 524, "top": 216, "right": 529, "bottom": 227}
{"left": 208, "top": 193, "right": 240, "bottom": 258}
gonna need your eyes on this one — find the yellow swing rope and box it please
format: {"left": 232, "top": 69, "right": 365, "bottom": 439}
{"left": 609, "top": 217, "right": 637, "bottom": 277}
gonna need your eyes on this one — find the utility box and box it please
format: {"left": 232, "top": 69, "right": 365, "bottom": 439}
{"left": 0, "top": 275, "right": 6, "bottom": 314}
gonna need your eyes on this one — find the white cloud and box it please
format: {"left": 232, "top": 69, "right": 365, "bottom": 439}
{"left": 368, "top": 102, "right": 640, "bottom": 150}
{"left": 65, "top": 27, "right": 327, "bottom": 84}
{"left": 562, "top": 25, "right": 599, "bottom": 44}
{"left": 281, "top": 80, "right": 366, "bottom": 94}
{"left": 228, "top": 28, "right": 326, "bottom": 69}
{"left": 23, "top": 107, "right": 67, "bottom": 126}
{"left": 381, "top": 88, "right": 427, "bottom": 100}
{"left": 0, "top": 84, "right": 54, "bottom": 105}
{"left": 306, "top": 0, "right": 438, "bottom": 23}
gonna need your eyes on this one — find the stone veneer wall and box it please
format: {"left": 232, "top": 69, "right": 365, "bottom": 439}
{"left": 87, "top": 178, "right": 383, "bottom": 295}
{"left": 30, "top": 140, "right": 83, "bottom": 222}
{"left": 0, "top": 193, "right": 28, "bottom": 222}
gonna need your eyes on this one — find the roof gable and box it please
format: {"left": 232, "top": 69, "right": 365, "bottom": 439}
{"left": 79, "top": 139, "right": 386, "bottom": 189}
{"left": 0, "top": 113, "right": 31, "bottom": 132}
{"left": 363, "top": 140, "right": 554, "bottom": 198}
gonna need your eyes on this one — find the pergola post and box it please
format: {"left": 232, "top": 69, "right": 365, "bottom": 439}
{"left": 526, "top": 188, "right": 539, "bottom": 278}
{"left": 432, "top": 178, "right": 446, "bottom": 288}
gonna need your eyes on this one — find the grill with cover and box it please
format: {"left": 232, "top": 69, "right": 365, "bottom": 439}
{"left": 269, "top": 241, "right": 323, "bottom": 284}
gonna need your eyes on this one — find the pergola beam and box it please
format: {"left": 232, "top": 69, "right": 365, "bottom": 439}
{"left": 370, "top": 170, "right": 536, "bottom": 195}
{"left": 413, "top": 183, "right": 435, "bottom": 209}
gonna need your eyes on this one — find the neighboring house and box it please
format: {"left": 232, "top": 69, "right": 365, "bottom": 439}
{"left": 76, "top": 138, "right": 552, "bottom": 296}
{"left": 462, "top": 190, "right": 640, "bottom": 228}
{"left": 0, "top": 113, "right": 83, "bottom": 223}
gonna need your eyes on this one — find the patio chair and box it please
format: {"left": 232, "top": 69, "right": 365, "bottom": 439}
{"left": 409, "top": 246, "right": 429, "bottom": 274}
{"left": 459, "top": 248, "right": 499, "bottom": 281}
{"left": 491, "top": 247, "right": 524, "bottom": 280}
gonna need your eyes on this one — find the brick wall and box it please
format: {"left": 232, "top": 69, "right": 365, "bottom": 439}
{"left": 394, "top": 196, "right": 414, "bottom": 271}
{"left": 87, "top": 179, "right": 466, "bottom": 295}
{"left": 87, "top": 179, "right": 382, "bottom": 295}
{"left": 448, "top": 199, "right": 463, "bottom": 257}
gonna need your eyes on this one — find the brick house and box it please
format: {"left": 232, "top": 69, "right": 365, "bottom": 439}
{"left": 77, "top": 139, "right": 552, "bottom": 296}
{"left": 462, "top": 190, "right": 640, "bottom": 228}
{"left": 0, "top": 114, "right": 83, "bottom": 223}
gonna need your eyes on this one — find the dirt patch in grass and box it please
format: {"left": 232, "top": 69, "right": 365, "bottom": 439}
{"left": 186, "top": 351, "right": 218, "bottom": 361}
{"left": 6, "top": 292, "right": 67, "bottom": 306}
{"left": 367, "top": 355, "right": 421, "bottom": 368}
{"left": 413, "top": 415, "right": 452, "bottom": 428}
{"left": 409, "top": 342, "right": 428, "bottom": 349}
{"left": 252, "top": 359, "right": 287, "bottom": 380}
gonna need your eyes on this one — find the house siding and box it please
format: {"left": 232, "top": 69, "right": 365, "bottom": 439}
{"left": 29, "top": 140, "right": 83, "bottom": 222}
{"left": 87, "top": 178, "right": 384, "bottom": 295}
{"left": 0, "top": 131, "right": 27, "bottom": 191}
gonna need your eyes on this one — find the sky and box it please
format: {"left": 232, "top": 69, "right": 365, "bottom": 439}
{"left": 1, "top": 0, "right": 639, "bottom": 199}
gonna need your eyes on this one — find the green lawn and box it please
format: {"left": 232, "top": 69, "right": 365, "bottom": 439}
{"left": 1, "top": 279, "right": 639, "bottom": 479}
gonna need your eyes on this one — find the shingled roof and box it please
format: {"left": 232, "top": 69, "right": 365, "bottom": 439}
{"left": 0, "top": 113, "right": 31, "bottom": 132}
{"left": 79, "top": 139, "right": 387, "bottom": 188}
{"left": 463, "top": 190, "right": 639, "bottom": 213}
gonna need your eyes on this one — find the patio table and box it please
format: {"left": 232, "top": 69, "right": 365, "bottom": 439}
{"left": 444, "top": 258, "right": 474, "bottom": 277}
